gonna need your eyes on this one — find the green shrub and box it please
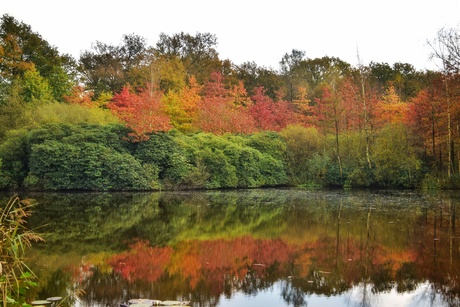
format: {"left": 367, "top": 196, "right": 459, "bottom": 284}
{"left": 0, "top": 129, "right": 30, "bottom": 188}
{"left": 28, "top": 141, "right": 157, "bottom": 190}
{"left": 197, "top": 148, "right": 238, "bottom": 189}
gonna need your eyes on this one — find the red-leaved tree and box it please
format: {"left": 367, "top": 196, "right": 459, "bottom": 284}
{"left": 249, "top": 86, "right": 296, "bottom": 131}
{"left": 108, "top": 85, "right": 171, "bottom": 140}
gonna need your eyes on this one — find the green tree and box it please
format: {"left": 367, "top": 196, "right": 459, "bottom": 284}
{"left": 0, "top": 129, "right": 30, "bottom": 189}
{"left": 280, "top": 125, "right": 322, "bottom": 184}
{"left": 280, "top": 49, "right": 306, "bottom": 103}
{"left": 0, "top": 14, "right": 75, "bottom": 101}
{"left": 197, "top": 147, "right": 238, "bottom": 189}
{"left": 20, "top": 66, "right": 54, "bottom": 103}
{"left": 372, "top": 124, "right": 422, "bottom": 187}
{"left": 78, "top": 34, "right": 148, "bottom": 98}
{"left": 235, "top": 61, "right": 283, "bottom": 99}
{"left": 155, "top": 32, "right": 222, "bottom": 83}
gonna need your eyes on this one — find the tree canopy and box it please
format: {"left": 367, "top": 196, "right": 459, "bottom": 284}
{"left": 1, "top": 14, "right": 460, "bottom": 190}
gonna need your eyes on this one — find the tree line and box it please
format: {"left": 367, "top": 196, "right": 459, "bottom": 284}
{"left": 1, "top": 14, "right": 460, "bottom": 190}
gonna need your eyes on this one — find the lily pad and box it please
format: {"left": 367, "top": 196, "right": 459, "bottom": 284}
{"left": 46, "top": 297, "right": 62, "bottom": 302}
{"left": 129, "top": 299, "right": 154, "bottom": 305}
{"left": 160, "top": 301, "right": 189, "bottom": 306}
{"left": 31, "top": 300, "right": 51, "bottom": 305}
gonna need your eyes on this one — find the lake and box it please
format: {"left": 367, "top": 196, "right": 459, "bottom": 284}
{"left": 17, "top": 189, "right": 460, "bottom": 307}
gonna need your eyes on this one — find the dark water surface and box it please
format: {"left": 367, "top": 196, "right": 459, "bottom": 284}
{"left": 17, "top": 189, "right": 460, "bottom": 306}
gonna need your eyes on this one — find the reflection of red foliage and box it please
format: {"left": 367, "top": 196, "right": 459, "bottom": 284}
{"left": 106, "top": 233, "right": 419, "bottom": 295}
{"left": 108, "top": 240, "right": 173, "bottom": 283}
{"left": 311, "top": 234, "right": 417, "bottom": 284}
{"left": 107, "top": 237, "right": 294, "bottom": 290}
{"left": 168, "top": 236, "right": 294, "bottom": 293}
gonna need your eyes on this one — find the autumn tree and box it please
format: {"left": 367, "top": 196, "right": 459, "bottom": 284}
{"left": 196, "top": 72, "right": 255, "bottom": 134}
{"left": 249, "top": 86, "right": 295, "bottom": 132}
{"left": 406, "top": 81, "right": 444, "bottom": 169}
{"left": 313, "top": 68, "right": 347, "bottom": 178}
{"left": 376, "top": 83, "right": 408, "bottom": 126}
{"left": 107, "top": 85, "right": 171, "bottom": 140}
{"left": 163, "top": 75, "right": 201, "bottom": 132}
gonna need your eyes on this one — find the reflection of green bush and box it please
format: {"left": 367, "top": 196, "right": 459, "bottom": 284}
{"left": 28, "top": 192, "right": 163, "bottom": 252}
{"left": 24, "top": 190, "right": 460, "bottom": 305}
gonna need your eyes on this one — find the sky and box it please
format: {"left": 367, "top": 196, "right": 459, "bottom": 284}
{"left": 1, "top": 0, "right": 460, "bottom": 71}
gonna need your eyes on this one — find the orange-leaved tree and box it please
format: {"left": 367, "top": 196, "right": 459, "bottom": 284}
{"left": 162, "top": 75, "right": 201, "bottom": 133}
{"left": 376, "top": 84, "right": 408, "bottom": 126}
{"left": 196, "top": 72, "right": 255, "bottom": 134}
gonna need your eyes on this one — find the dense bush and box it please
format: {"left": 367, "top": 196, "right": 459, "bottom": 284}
{"left": 0, "top": 121, "right": 431, "bottom": 191}
{"left": 280, "top": 125, "right": 322, "bottom": 184}
{"left": 0, "top": 124, "right": 290, "bottom": 190}
{"left": 27, "top": 141, "right": 157, "bottom": 190}
{"left": 0, "top": 129, "right": 30, "bottom": 189}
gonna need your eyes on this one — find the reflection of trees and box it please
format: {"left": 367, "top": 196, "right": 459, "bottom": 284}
{"left": 21, "top": 190, "right": 460, "bottom": 306}
{"left": 412, "top": 195, "right": 460, "bottom": 305}
{"left": 280, "top": 279, "right": 307, "bottom": 307}
{"left": 27, "top": 192, "right": 164, "bottom": 251}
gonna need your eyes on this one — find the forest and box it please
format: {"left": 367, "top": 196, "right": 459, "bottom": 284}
{"left": 1, "top": 14, "right": 460, "bottom": 191}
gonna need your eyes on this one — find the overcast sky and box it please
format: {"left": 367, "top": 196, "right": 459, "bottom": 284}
{"left": 2, "top": 0, "right": 460, "bottom": 71}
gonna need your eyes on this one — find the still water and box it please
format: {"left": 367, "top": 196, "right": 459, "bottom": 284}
{"left": 18, "top": 189, "right": 460, "bottom": 306}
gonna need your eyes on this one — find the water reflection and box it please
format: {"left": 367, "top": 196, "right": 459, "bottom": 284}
{"left": 18, "top": 189, "right": 460, "bottom": 306}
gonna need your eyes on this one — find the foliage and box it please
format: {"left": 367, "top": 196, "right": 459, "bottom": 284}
{"left": 196, "top": 72, "right": 255, "bottom": 134}
{"left": 23, "top": 123, "right": 156, "bottom": 190}
{"left": 0, "top": 15, "right": 459, "bottom": 189}
{"left": 78, "top": 34, "right": 147, "bottom": 98}
{"left": 280, "top": 125, "right": 322, "bottom": 184}
{"left": 27, "top": 140, "right": 156, "bottom": 190}
{"left": 19, "top": 67, "right": 54, "bottom": 103}
{"left": 24, "top": 102, "right": 119, "bottom": 127}
{"left": 245, "top": 131, "right": 287, "bottom": 161}
{"left": 235, "top": 61, "right": 283, "bottom": 99}
{"left": 108, "top": 85, "right": 171, "bottom": 140}
{"left": 372, "top": 124, "right": 423, "bottom": 187}
{"left": 0, "top": 129, "right": 30, "bottom": 189}
{"left": 133, "top": 132, "right": 193, "bottom": 187}
{"left": 154, "top": 32, "right": 222, "bottom": 83}
{"left": 0, "top": 196, "right": 43, "bottom": 307}
{"left": 249, "top": 87, "right": 296, "bottom": 131}
{"left": 162, "top": 75, "right": 201, "bottom": 133}
{"left": 0, "top": 14, "right": 75, "bottom": 101}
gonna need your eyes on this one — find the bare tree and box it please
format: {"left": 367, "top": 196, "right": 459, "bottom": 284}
{"left": 429, "top": 27, "right": 460, "bottom": 73}
{"left": 428, "top": 27, "right": 460, "bottom": 178}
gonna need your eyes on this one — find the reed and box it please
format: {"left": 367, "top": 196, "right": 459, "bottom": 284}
{"left": 0, "top": 196, "right": 43, "bottom": 307}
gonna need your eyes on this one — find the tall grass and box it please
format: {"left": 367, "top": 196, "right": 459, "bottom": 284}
{"left": 0, "top": 196, "right": 43, "bottom": 307}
